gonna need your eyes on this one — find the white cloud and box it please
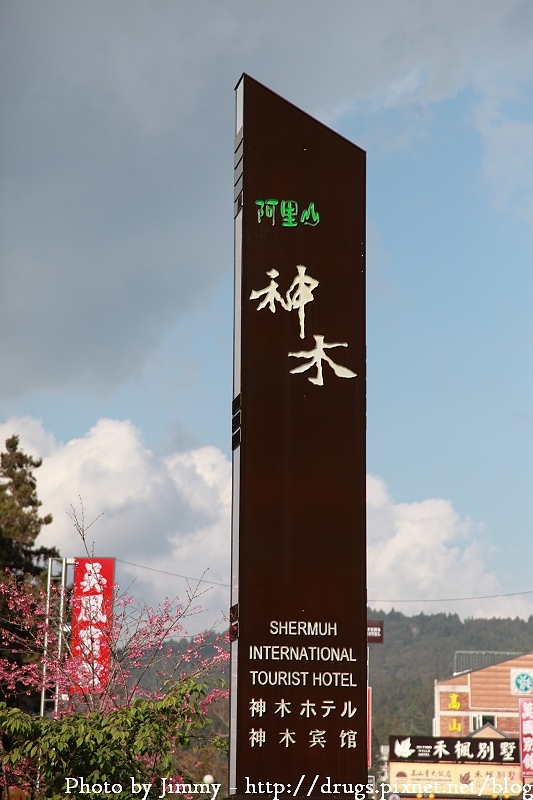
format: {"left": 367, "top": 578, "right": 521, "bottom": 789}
{"left": 0, "top": 416, "right": 232, "bottom": 633}
{"left": 475, "top": 96, "right": 533, "bottom": 222}
{"left": 367, "top": 474, "right": 531, "bottom": 619}
{"left": 1, "top": 417, "right": 529, "bottom": 625}
{"left": 0, "top": 415, "right": 56, "bottom": 459}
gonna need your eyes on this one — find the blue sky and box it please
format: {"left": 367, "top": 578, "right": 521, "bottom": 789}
{"left": 0, "top": 1, "right": 531, "bottom": 628}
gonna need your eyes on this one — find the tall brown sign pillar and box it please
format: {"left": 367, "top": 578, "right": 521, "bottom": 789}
{"left": 230, "top": 75, "right": 367, "bottom": 797}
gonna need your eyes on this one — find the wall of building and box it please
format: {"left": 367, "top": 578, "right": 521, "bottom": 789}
{"left": 434, "top": 653, "right": 533, "bottom": 738}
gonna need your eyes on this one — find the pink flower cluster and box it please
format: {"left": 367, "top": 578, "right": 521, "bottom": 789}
{"left": 0, "top": 568, "right": 229, "bottom": 716}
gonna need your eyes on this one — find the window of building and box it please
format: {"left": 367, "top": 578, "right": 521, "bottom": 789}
{"left": 471, "top": 714, "right": 496, "bottom": 731}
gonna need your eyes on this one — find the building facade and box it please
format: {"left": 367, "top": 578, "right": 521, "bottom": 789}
{"left": 433, "top": 652, "right": 533, "bottom": 737}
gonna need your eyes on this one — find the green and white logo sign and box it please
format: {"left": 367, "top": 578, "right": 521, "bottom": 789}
{"left": 511, "top": 668, "right": 533, "bottom": 695}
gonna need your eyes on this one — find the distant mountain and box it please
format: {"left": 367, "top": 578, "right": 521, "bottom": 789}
{"left": 367, "top": 608, "right": 533, "bottom": 751}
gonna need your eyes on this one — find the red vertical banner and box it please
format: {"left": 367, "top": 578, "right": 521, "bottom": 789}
{"left": 519, "top": 698, "right": 533, "bottom": 779}
{"left": 71, "top": 557, "right": 114, "bottom": 693}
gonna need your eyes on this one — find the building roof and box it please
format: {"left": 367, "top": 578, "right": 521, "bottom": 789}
{"left": 454, "top": 650, "right": 525, "bottom": 676}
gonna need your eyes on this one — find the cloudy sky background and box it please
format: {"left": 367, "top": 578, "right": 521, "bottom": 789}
{"left": 1, "top": 1, "right": 532, "bottom": 631}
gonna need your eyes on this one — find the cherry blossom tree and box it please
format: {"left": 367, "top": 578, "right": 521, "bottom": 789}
{"left": 0, "top": 567, "right": 228, "bottom": 714}
{"left": 0, "top": 506, "right": 229, "bottom": 798}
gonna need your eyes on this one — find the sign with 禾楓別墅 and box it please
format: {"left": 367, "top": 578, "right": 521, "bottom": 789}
{"left": 389, "top": 735, "right": 522, "bottom": 797}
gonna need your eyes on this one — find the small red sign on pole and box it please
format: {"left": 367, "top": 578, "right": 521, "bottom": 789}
{"left": 367, "top": 620, "right": 384, "bottom": 643}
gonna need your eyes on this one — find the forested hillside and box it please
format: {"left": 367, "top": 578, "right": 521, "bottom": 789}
{"left": 367, "top": 608, "right": 533, "bottom": 750}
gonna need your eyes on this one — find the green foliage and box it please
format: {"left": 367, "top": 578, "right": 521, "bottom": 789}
{"left": 0, "top": 678, "right": 214, "bottom": 799}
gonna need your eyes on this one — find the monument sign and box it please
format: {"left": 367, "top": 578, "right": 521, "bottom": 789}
{"left": 230, "top": 74, "right": 367, "bottom": 796}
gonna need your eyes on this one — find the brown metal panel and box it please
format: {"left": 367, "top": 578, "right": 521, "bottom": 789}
{"left": 230, "top": 75, "right": 367, "bottom": 796}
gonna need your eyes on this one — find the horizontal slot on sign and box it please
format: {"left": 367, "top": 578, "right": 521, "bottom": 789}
{"left": 234, "top": 174, "right": 243, "bottom": 199}
{"left": 234, "top": 193, "right": 243, "bottom": 218}
{"left": 234, "top": 138, "right": 243, "bottom": 168}
{"left": 232, "top": 410, "right": 241, "bottom": 434}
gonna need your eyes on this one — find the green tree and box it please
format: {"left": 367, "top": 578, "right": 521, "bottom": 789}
{"left": 0, "top": 678, "right": 218, "bottom": 799}
{"left": 0, "top": 435, "right": 56, "bottom": 575}
{"left": 0, "top": 434, "right": 57, "bottom": 711}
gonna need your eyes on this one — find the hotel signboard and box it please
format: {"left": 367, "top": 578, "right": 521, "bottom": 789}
{"left": 230, "top": 75, "right": 367, "bottom": 796}
{"left": 389, "top": 735, "right": 522, "bottom": 798}
{"left": 389, "top": 735, "right": 520, "bottom": 764}
{"left": 367, "top": 621, "right": 384, "bottom": 644}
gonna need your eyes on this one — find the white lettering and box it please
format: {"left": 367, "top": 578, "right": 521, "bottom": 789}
{"left": 249, "top": 644, "right": 357, "bottom": 661}
{"left": 269, "top": 620, "right": 338, "bottom": 636}
{"left": 312, "top": 671, "right": 358, "bottom": 687}
{"left": 66, "top": 779, "right": 123, "bottom": 795}
{"left": 131, "top": 779, "right": 152, "bottom": 799}
{"left": 250, "top": 670, "right": 309, "bottom": 686}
